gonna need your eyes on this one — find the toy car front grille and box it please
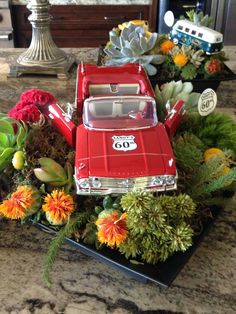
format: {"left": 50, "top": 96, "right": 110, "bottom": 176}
{"left": 74, "top": 175, "right": 177, "bottom": 195}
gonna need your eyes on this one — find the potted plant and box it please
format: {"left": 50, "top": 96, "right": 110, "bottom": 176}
{"left": 0, "top": 76, "right": 236, "bottom": 287}
{"left": 100, "top": 12, "right": 236, "bottom": 92}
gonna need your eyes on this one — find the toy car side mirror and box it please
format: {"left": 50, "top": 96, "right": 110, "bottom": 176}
{"left": 164, "top": 100, "right": 186, "bottom": 138}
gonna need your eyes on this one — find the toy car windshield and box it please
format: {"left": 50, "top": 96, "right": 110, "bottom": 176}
{"left": 83, "top": 96, "right": 157, "bottom": 130}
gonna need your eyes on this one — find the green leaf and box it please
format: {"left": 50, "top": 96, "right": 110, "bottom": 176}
{"left": 64, "top": 162, "right": 73, "bottom": 192}
{"left": 34, "top": 168, "right": 63, "bottom": 183}
{"left": 16, "top": 126, "right": 26, "bottom": 148}
{"left": 0, "top": 147, "right": 14, "bottom": 170}
{"left": 143, "top": 63, "right": 157, "bottom": 76}
{"left": 154, "top": 84, "right": 164, "bottom": 107}
{"left": 161, "top": 81, "right": 175, "bottom": 104}
{"left": 38, "top": 157, "right": 67, "bottom": 182}
{"left": 103, "top": 195, "right": 114, "bottom": 209}
{"left": 129, "top": 259, "right": 144, "bottom": 265}
{"left": 7, "top": 134, "right": 16, "bottom": 147}
{"left": 95, "top": 206, "right": 103, "bottom": 215}
{"left": 182, "top": 82, "right": 193, "bottom": 94}
{"left": 0, "top": 132, "right": 9, "bottom": 147}
{"left": 0, "top": 120, "right": 14, "bottom": 135}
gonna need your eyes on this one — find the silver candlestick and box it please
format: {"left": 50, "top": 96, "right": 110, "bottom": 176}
{"left": 9, "top": 0, "right": 75, "bottom": 79}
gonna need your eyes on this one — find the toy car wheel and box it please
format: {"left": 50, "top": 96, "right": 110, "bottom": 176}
{"left": 173, "top": 38, "right": 178, "bottom": 44}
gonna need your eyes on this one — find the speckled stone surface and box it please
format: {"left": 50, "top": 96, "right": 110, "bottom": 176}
{"left": 0, "top": 47, "right": 236, "bottom": 314}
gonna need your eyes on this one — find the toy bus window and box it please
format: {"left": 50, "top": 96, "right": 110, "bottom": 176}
{"left": 191, "top": 30, "right": 196, "bottom": 35}
{"left": 198, "top": 33, "right": 203, "bottom": 38}
{"left": 178, "top": 25, "right": 183, "bottom": 30}
{"left": 185, "top": 28, "right": 190, "bottom": 33}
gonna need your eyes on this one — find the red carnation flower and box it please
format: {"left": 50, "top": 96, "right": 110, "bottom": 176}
{"left": 8, "top": 89, "right": 56, "bottom": 124}
{"left": 20, "top": 89, "right": 57, "bottom": 108}
{"left": 8, "top": 103, "right": 41, "bottom": 123}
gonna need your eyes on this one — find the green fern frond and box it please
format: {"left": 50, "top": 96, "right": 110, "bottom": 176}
{"left": 204, "top": 168, "right": 236, "bottom": 194}
{"left": 43, "top": 212, "right": 89, "bottom": 287}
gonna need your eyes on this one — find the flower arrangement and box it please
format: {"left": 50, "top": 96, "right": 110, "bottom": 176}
{"left": 102, "top": 12, "right": 232, "bottom": 81}
{"left": 1, "top": 87, "right": 236, "bottom": 286}
{"left": 158, "top": 38, "right": 227, "bottom": 80}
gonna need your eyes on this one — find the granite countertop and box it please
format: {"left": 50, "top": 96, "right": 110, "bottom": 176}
{"left": 0, "top": 47, "right": 236, "bottom": 314}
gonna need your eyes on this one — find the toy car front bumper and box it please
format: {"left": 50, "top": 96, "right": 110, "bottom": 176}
{"left": 74, "top": 175, "right": 177, "bottom": 195}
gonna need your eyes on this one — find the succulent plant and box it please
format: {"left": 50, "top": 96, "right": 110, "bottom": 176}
{"left": 204, "top": 59, "right": 222, "bottom": 76}
{"left": 154, "top": 80, "right": 200, "bottom": 121}
{"left": 181, "top": 63, "right": 197, "bottom": 80}
{"left": 33, "top": 157, "right": 73, "bottom": 192}
{"left": 104, "top": 23, "right": 165, "bottom": 75}
{"left": 186, "top": 10, "right": 213, "bottom": 28}
{"left": 190, "top": 49, "right": 205, "bottom": 68}
{"left": 0, "top": 114, "right": 27, "bottom": 171}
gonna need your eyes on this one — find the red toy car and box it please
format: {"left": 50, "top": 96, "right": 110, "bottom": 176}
{"left": 44, "top": 64, "right": 185, "bottom": 195}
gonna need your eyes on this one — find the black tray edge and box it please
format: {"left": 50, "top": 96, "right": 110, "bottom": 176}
{"left": 97, "top": 45, "right": 236, "bottom": 86}
{"left": 33, "top": 206, "right": 221, "bottom": 288}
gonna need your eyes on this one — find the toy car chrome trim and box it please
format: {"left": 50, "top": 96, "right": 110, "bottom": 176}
{"left": 74, "top": 175, "right": 177, "bottom": 195}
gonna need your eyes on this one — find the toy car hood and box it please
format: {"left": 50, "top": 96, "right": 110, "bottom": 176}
{"left": 76, "top": 124, "right": 176, "bottom": 179}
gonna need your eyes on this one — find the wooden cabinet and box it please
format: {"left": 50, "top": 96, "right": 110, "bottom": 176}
{"left": 11, "top": 2, "right": 157, "bottom": 48}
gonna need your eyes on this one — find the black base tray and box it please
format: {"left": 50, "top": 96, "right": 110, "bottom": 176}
{"left": 148, "top": 64, "right": 236, "bottom": 93}
{"left": 34, "top": 206, "right": 220, "bottom": 288}
{"left": 97, "top": 46, "right": 236, "bottom": 93}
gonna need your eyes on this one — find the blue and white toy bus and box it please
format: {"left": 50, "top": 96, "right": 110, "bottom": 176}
{"left": 169, "top": 20, "right": 223, "bottom": 54}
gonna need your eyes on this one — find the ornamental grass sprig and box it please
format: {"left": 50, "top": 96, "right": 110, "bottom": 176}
{"left": 43, "top": 212, "right": 90, "bottom": 286}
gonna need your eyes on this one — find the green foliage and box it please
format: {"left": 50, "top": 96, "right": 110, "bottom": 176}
{"left": 181, "top": 112, "right": 236, "bottom": 158}
{"left": 103, "top": 195, "right": 114, "bottom": 210}
{"left": 34, "top": 157, "right": 73, "bottom": 192}
{"left": 43, "top": 212, "right": 89, "bottom": 286}
{"left": 185, "top": 10, "right": 213, "bottom": 28}
{"left": 0, "top": 115, "right": 27, "bottom": 171}
{"left": 119, "top": 191, "right": 196, "bottom": 263}
{"left": 172, "top": 133, "right": 205, "bottom": 172}
{"left": 181, "top": 63, "right": 197, "bottom": 80}
{"left": 82, "top": 220, "right": 99, "bottom": 247}
{"left": 180, "top": 151, "right": 236, "bottom": 203}
{"left": 158, "top": 193, "right": 196, "bottom": 220}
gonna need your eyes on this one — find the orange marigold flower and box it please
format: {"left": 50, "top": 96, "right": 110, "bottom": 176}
{"left": 0, "top": 199, "right": 25, "bottom": 219}
{"left": 160, "top": 40, "right": 174, "bottom": 54}
{"left": 0, "top": 185, "right": 40, "bottom": 219}
{"left": 173, "top": 53, "right": 189, "bottom": 67}
{"left": 42, "top": 189, "right": 74, "bottom": 225}
{"left": 96, "top": 211, "right": 128, "bottom": 248}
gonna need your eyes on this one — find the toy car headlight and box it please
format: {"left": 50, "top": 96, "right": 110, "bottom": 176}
{"left": 92, "top": 177, "right": 102, "bottom": 188}
{"left": 165, "top": 175, "right": 176, "bottom": 186}
{"left": 78, "top": 178, "right": 90, "bottom": 189}
{"left": 152, "top": 176, "right": 165, "bottom": 186}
